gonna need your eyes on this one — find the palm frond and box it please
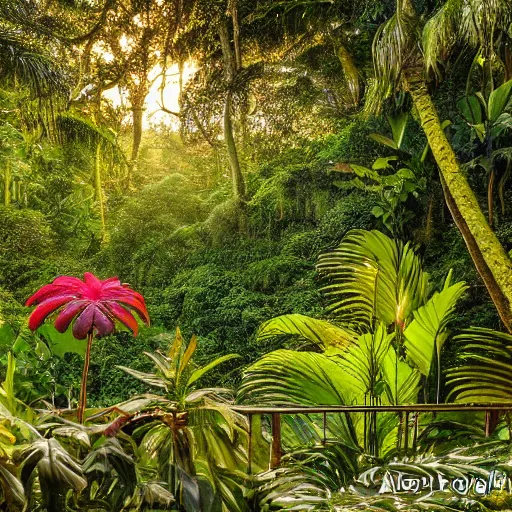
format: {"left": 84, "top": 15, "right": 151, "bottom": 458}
{"left": 256, "top": 313, "right": 356, "bottom": 352}
{"left": 0, "top": 29, "right": 68, "bottom": 97}
{"left": 317, "top": 230, "right": 429, "bottom": 333}
{"left": 423, "top": 0, "right": 512, "bottom": 79}
{"left": 366, "top": 0, "right": 418, "bottom": 114}
{"left": 341, "top": 325, "right": 394, "bottom": 401}
{"left": 422, "top": 0, "right": 464, "bottom": 78}
{"left": 404, "top": 272, "right": 467, "bottom": 377}
{"left": 446, "top": 327, "right": 512, "bottom": 402}
{"left": 56, "top": 111, "right": 118, "bottom": 149}
{"left": 238, "top": 350, "right": 359, "bottom": 407}
{"left": 238, "top": 350, "right": 360, "bottom": 449}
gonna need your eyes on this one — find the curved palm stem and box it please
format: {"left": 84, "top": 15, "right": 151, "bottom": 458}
{"left": 406, "top": 73, "right": 512, "bottom": 332}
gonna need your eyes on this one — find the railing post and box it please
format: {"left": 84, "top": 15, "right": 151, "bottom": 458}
{"left": 397, "top": 412, "right": 403, "bottom": 451}
{"left": 404, "top": 412, "right": 409, "bottom": 452}
{"left": 412, "top": 412, "right": 419, "bottom": 452}
{"left": 485, "top": 410, "right": 490, "bottom": 437}
{"left": 271, "top": 412, "right": 282, "bottom": 468}
{"left": 322, "top": 412, "right": 327, "bottom": 446}
{"left": 248, "top": 413, "right": 253, "bottom": 474}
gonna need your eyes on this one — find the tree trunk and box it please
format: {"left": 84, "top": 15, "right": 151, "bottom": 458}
{"left": 488, "top": 168, "right": 495, "bottom": 227}
{"left": 405, "top": 71, "right": 512, "bottom": 332}
{"left": 229, "top": 0, "right": 242, "bottom": 71}
{"left": 94, "top": 144, "right": 106, "bottom": 241}
{"left": 499, "top": 160, "right": 511, "bottom": 215}
{"left": 218, "top": 19, "right": 246, "bottom": 203}
{"left": 505, "top": 44, "right": 512, "bottom": 82}
{"left": 224, "top": 89, "right": 246, "bottom": 201}
{"left": 3, "top": 160, "right": 11, "bottom": 206}
{"left": 127, "top": 104, "right": 144, "bottom": 190}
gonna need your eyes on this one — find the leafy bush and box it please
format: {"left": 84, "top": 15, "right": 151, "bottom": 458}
{"left": 0, "top": 207, "right": 53, "bottom": 258}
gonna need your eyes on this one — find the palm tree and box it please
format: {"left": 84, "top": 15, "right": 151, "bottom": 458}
{"left": 369, "top": 0, "right": 512, "bottom": 332}
{"left": 0, "top": 1, "right": 68, "bottom": 97}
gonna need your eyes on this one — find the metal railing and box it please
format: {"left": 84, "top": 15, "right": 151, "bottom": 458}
{"left": 231, "top": 404, "right": 512, "bottom": 472}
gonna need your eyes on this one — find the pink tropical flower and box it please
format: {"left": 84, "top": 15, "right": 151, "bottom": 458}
{"left": 26, "top": 272, "right": 150, "bottom": 339}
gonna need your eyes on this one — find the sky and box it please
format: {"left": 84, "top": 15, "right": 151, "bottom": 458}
{"left": 102, "top": 62, "right": 196, "bottom": 129}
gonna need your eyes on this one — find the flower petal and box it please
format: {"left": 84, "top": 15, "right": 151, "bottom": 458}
{"left": 54, "top": 301, "right": 88, "bottom": 333}
{"left": 117, "top": 295, "right": 150, "bottom": 325}
{"left": 26, "top": 276, "right": 85, "bottom": 306}
{"left": 26, "top": 284, "right": 66, "bottom": 307}
{"left": 52, "top": 275, "right": 85, "bottom": 288}
{"left": 105, "top": 302, "right": 139, "bottom": 336}
{"left": 100, "top": 277, "right": 121, "bottom": 290}
{"left": 93, "top": 308, "right": 115, "bottom": 337}
{"left": 28, "top": 295, "right": 76, "bottom": 331}
{"left": 72, "top": 304, "right": 96, "bottom": 339}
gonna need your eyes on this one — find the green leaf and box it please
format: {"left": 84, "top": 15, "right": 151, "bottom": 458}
{"left": 12, "top": 337, "right": 30, "bottom": 354}
{"left": 0, "top": 324, "right": 15, "bottom": 347}
{"left": 177, "top": 335, "right": 197, "bottom": 386}
{"left": 387, "top": 112, "right": 408, "bottom": 148}
{"left": 350, "top": 164, "right": 381, "bottom": 181}
{"left": 371, "top": 206, "right": 384, "bottom": 217}
{"left": 0, "top": 464, "right": 24, "bottom": 509}
{"left": 368, "top": 133, "right": 398, "bottom": 150}
{"left": 340, "top": 325, "right": 393, "bottom": 398}
{"left": 372, "top": 156, "right": 398, "bottom": 170}
{"left": 381, "top": 347, "right": 420, "bottom": 405}
{"left": 256, "top": 314, "right": 355, "bottom": 350}
{"left": 395, "top": 167, "right": 415, "bottom": 180}
{"left": 18, "top": 437, "right": 87, "bottom": 498}
{"left": 117, "top": 366, "right": 167, "bottom": 389}
{"left": 37, "top": 324, "right": 86, "bottom": 358}
{"left": 489, "top": 80, "right": 512, "bottom": 122}
{"left": 473, "top": 123, "right": 486, "bottom": 143}
{"left": 475, "top": 92, "right": 488, "bottom": 118}
{"left": 404, "top": 274, "right": 467, "bottom": 376}
{"left": 188, "top": 354, "right": 240, "bottom": 387}
{"left": 317, "top": 230, "right": 429, "bottom": 332}
{"left": 458, "top": 95, "right": 482, "bottom": 125}
{"left": 52, "top": 426, "right": 90, "bottom": 448}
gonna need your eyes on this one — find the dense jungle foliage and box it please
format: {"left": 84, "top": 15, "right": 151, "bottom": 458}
{"left": 1, "top": 0, "right": 512, "bottom": 510}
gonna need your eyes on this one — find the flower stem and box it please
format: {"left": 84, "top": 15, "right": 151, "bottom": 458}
{"left": 77, "top": 332, "right": 94, "bottom": 424}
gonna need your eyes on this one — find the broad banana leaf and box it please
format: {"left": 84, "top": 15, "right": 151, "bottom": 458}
{"left": 238, "top": 350, "right": 360, "bottom": 449}
{"left": 489, "top": 79, "right": 512, "bottom": 123}
{"left": 446, "top": 327, "right": 512, "bottom": 402}
{"left": 256, "top": 313, "right": 355, "bottom": 351}
{"left": 404, "top": 273, "right": 467, "bottom": 377}
{"left": 317, "top": 230, "right": 429, "bottom": 332}
{"left": 17, "top": 437, "right": 87, "bottom": 509}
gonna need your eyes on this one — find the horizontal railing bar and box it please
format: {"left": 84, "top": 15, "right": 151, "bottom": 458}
{"left": 232, "top": 404, "right": 512, "bottom": 414}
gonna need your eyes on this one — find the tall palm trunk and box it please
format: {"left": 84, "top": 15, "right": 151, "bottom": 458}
{"left": 94, "top": 144, "right": 106, "bottom": 241}
{"left": 405, "top": 70, "right": 512, "bottom": 332}
{"left": 3, "top": 160, "right": 11, "bottom": 206}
